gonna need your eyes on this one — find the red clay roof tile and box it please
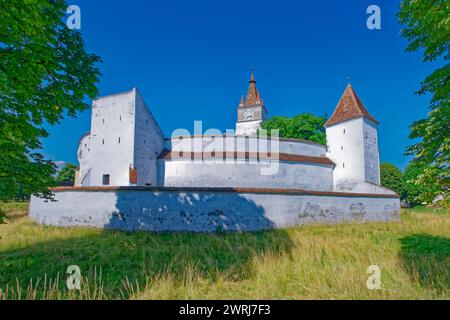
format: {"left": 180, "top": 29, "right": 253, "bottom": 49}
{"left": 325, "top": 84, "right": 378, "bottom": 127}
{"left": 158, "top": 150, "right": 335, "bottom": 166}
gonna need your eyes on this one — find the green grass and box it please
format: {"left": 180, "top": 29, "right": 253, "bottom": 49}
{"left": 0, "top": 202, "right": 448, "bottom": 300}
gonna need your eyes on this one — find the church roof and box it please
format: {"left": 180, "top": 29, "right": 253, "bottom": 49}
{"left": 239, "top": 71, "right": 264, "bottom": 108}
{"left": 158, "top": 150, "right": 335, "bottom": 166}
{"left": 324, "top": 84, "right": 378, "bottom": 127}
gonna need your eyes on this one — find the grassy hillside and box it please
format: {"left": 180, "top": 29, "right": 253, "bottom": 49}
{"left": 0, "top": 202, "right": 448, "bottom": 300}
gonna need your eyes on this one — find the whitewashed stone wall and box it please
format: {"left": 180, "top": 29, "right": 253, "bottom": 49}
{"left": 78, "top": 90, "right": 136, "bottom": 186}
{"left": 236, "top": 120, "right": 263, "bottom": 136}
{"left": 166, "top": 136, "right": 326, "bottom": 157}
{"left": 326, "top": 117, "right": 381, "bottom": 188}
{"left": 76, "top": 89, "right": 164, "bottom": 187}
{"left": 133, "top": 90, "right": 165, "bottom": 186}
{"left": 77, "top": 133, "right": 92, "bottom": 186}
{"left": 159, "top": 160, "right": 334, "bottom": 191}
{"left": 29, "top": 189, "right": 400, "bottom": 232}
{"left": 363, "top": 118, "right": 381, "bottom": 185}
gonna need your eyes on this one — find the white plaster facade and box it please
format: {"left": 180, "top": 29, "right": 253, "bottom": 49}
{"left": 30, "top": 188, "right": 400, "bottom": 232}
{"left": 160, "top": 161, "right": 334, "bottom": 191}
{"left": 165, "top": 135, "right": 326, "bottom": 157}
{"left": 235, "top": 120, "right": 264, "bottom": 136}
{"left": 76, "top": 88, "right": 164, "bottom": 187}
{"left": 326, "top": 117, "right": 380, "bottom": 186}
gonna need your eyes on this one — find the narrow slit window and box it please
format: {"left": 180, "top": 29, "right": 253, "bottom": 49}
{"left": 102, "top": 174, "right": 110, "bottom": 186}
{"left": 343, "top": 163, "right": 345, "bottom": 169}
{"left": 118, "top": 137, "right": 121, "bottom": 144}
{"left": 102, "top": 139, "right": 105, "bottom": 145}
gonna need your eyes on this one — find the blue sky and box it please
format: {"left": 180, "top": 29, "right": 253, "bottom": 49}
{"left": 43, "top": 0, "right": 438, "bottom": 169}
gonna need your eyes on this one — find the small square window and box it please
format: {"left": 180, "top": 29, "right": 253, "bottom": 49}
{"left": 102, "top": 174, "right": 110, "bottom": 186}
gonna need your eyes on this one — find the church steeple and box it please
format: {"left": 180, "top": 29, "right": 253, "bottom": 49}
{"left": 236, "top": 70, "right": 268, "bottom": 135}
{"left": 244, "top": 71, "right": 263, "bottom": 107}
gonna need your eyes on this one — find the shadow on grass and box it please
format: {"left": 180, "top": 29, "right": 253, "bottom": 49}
{"left": 0, "top": 228, "right": 293, "bottom": 299}
{"left": 400, "top": 234, "right": 450, "bottom": 293}
{"left": 0, "top": 201, "right": 29, "bottom": 222}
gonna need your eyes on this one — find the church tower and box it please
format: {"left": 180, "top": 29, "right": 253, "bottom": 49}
{"left": 236, "top": 72, "right": 268, "bottom": 135}
{"left": 325, "top": 84, "right": 381, "bottom": 187}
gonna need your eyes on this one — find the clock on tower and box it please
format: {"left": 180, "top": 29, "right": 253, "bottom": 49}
{"left": 235, "top": 71, "right": 268, "bottom": 135}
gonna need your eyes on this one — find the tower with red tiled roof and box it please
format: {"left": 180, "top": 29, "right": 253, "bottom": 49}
{"left": 236, "top": 71, "right": 268, "bottom": 135}
{"left": 325, "top": 84, "right": 381, "bottom": 187}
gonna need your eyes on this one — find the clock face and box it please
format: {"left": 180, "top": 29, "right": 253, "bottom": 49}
{"left": 244, "top": 110, "right": 254, "bottom": 120}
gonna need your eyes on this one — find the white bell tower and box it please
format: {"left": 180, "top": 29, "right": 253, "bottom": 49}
{"left": 325, "top": 84, "right": 380, "bottom": 187}
{"left": 236, "top": 71, "right": 268, "bottom": 136}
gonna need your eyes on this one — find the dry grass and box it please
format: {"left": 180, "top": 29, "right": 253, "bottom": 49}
{"left": 0, "top": 202, "right": 448, "bottom": 300}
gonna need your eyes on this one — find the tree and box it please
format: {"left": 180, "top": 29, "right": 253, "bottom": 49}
{"left": 402, "top": 162, "right": 425, "bottom": 206}
{"left": 380, "top": 163, "right": 404, "bottom": 196}
{"left": 56, "top": 163, "right": 77, "bottom": 184}
{"left": 0, "top": 0, "right": 101, "bottom": 200}
{"left": 398, "top": 0, "right": 450, "bottom": 207}
{"left": 260, "top": 113, "right": 327, "bottom": 145}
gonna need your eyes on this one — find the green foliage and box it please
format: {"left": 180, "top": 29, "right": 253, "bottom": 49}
{"left": 401, "top": 161, "right": 443, "bottom": 206}
{"left": 260, "top": 113, "right": 327, "bottom": 145}
{"left": 56, "top": 163, "right": 77, "bottom": 184}
{"left": 381, "top": 161, "right": 444, "bottom": 207}
{"left": 398, "top": 0, "right": 450, "bottom": 207}
{"left": 0, "top": 0, "right": 101, "bottom": 201}
{"left": 380, "top": 163, "right": 403, "bottom": 195}
{"left": 413, "top": 166, "right": 448, "bottom": 207}
{"left": 402, "top": 162, "right": 426, "bottom": 205}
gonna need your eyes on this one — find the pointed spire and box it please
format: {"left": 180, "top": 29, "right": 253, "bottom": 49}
{"left": 238, "top": 94, "right": 245, "bottom": 108}
{"left": 245, "top": 70, "right": 261, "bottom": 107}
{"left": 324, "top": 83, "right": 378, "bottom": 127}
{"left": 249, "top": 70, "right": 256, "bottom": 83}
